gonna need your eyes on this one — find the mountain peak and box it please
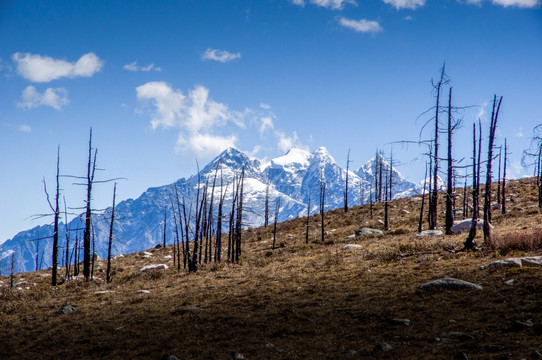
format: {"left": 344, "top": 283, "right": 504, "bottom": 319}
{"left": 271, "top": 148, "right": 311, "bottom": 168}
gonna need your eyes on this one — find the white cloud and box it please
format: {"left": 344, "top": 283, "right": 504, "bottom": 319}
{"left": 202, "top": 48, "right": 241, "bottom": 63}
{"left": 19, "top": 124, "right": 32, "bottom": 133}
{"left": 476, "top": 101, "right": 489, "bottom": 120}
{"left": 515, "top": 127, "right": 524, "bottom": 137}
{"left": 259, "top": 103, "right": 271, "bottom": 110}
{"left": 259, "top": 117, "right": 275, "bottom": 135}
{"left": 491, "top": 0, "right": 540, "bottom": 7}
{"left": 136, "top": 81, "right": 242, "bottom": 158}
{"left": 382, "top": 0, "right": 425, "bottom": 9}
{"left": 275, "top": 130, "right": 308, "bottom": 152}
{"left": 17, "top": 86, "right": 69, "bottom": 110}
{"left": 338, "top": 17, "right": 383, "bottom": 33}
{"left": 12, "top": 52, "right": 103, "bottom": 83}
{"left": 311, "top": 0, "right": 356, "bottom": 9}
{"left": 123, "top": 61, "right": 162, "bottom": 72}
{"left": 290, "top": 0, "right": 305, "bottom": 5}
{"left": 404, "top": 15, "right": 413, "bottom": 20}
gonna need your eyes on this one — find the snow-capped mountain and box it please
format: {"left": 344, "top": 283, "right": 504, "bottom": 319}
{"left": 0, "top": 147, "right": 419, "bottom": 274}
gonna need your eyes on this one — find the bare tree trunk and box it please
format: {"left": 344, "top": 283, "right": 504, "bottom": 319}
{"left": 384, "top": 175, "right": 389, "bottom": 231}
{"left": 419, "top": 163, "right": 428, "bottom": 233}
{"left": 465, "top": 122, "right": 481, "bottom": 250}
{"left": 83, "top": 129, "right": 97, "bottom": 280}
{"left": 320, "top": 173, "right": 326, "bottom": 243}
{"left": 273, "top": 199, "right": 280, "bottom": 250}
{"left": 430, "top": 65, "right": 446, "bottom": 231}
{"left": 162, "top": 206, "right": 167, "bottom": 249}
{"left": 305, "top": 194, "right": 310, "bottom": 244}
{"left": 344, "top": 149, "right": 350, "bottom": 212}
{"left": 497, "top": 146, "right": 502, "bottom": 205}
{"left": 235, "top": 166, "right": 245, "bottom": 263}
{"left": 483, "top": 95, "right": 502, "bottom": 247}
{"left": 445, "top": 87, "right": 454, "bottom": 235}
{"left": 264, "top": 182, "right": 269, "bottom": 227}
{"left": 106, "top": 183, "right": 117, "bottom": 283}
{"left": 502, "top": 139, "right": 507, "bottom": 214}
{"left": 64, "top": 197, "right": 70, "bottom": 279}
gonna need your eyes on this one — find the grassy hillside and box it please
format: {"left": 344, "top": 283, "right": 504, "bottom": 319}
{"left": 1, "top": 177, "right": 542, "bottom": 360}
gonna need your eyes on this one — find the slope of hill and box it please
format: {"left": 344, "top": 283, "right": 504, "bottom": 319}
{"left": 0, "top": 147, "right": 419, "bottom": 274}
{"left": 1, "top": 177, "right": 542, "bottom": 359}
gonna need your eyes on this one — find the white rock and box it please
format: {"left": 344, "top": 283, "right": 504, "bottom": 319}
{"left": 520, "top": 256, "right": 542, "bottom": 267}
{"left": 142, "top": 255, "right": 152, "bottom": 259}
{"left": 417, "top": 230, "right": 443, "bottom": 237}
{"left": 420, "top": 278, "right": 483, "bottom": 291}
{"left": 342, "top": 244, "right": 363, "bottom": 250}
{"left": 163, "top": 255, "right": 172, "bottom": 260}
{"left": 504, "top": 279, "right": 516, "bottom": 286}
{"left": 139, "top": 264, "right": 169, "bottom": 272}
{"left": 142, "top": 251, "right": 152, "bottom": 256}
{"left": 136, "top": 290, "right": 150, "bottom": 294}
{"left": 344, "top": 234, "right": 356, "bottom": 239}
{"left": 450, "top": 219, "right": 483, "bottom": 234}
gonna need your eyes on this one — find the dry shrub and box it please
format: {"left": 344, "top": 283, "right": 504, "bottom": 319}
{"left": 490, "top": 228, "right": 542, "bottom": 255}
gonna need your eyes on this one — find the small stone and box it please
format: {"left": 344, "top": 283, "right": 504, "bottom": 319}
{"left": 373, "top": 342, "right": 393, "bottom": 352}
{"left": 342, "top": 244, "right": 362, "bottom": 250}
{"left": 485, "top": 345, "right": 505, "bottom": 352}
{"left": 95, "top": 290, "right": 114, "bottom": 295}
{"left": 142, "top": 251, "right": 152, "bottom": 256}
{"left": 417, "top": 230, "right": 443, "bottom": 237}
{"left": 231, "top": 352, "right": 246, "bottom": 360}
{"left": 266, "top": 343, "right": 274, "bottom": 349}
{"left": 164, "top": 255, "right": 172, "bottom": 260}
{"left": 57, "top": 304, "right": 76, "bottom": 314}
{"left": 344, "top": 234, "right": 356, "bottom": 239}
{"left": 142, "top": 255, "right": 152, "bottom": 259}
{"left": 183, "top": 306, "right": 203, "bottom": 313}
{"left": 421, "top": 278, "right": 483, "bottom": 292}
{"left": 511, "top": 320, "right": 534, "bottom": 330}
{"left": 504, "top": 279, "right": 516, "bottom": 286}
{"left": 390, "top": 318, "right": 411, "bottom": 326}
{"left": 356, "top": 228, "right": 384, "bottom": 236}
{"left": 136, "top": 290, "right": 150, "bottom": 294}
{"left": 347, "top": 350, "right": 358, "bottom": 355}
{"left": 139, "top": 264, "right": 168, "bottom": 272}
{"left": 401, "top": 209, "right": 410, "bottom": 214}
{"left": 38, "top": 273, "right": 51, "bottom": 277}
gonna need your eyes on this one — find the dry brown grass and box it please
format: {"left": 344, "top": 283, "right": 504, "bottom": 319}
{"left": 1, "top": 177, "right": 542, "bottom": 359}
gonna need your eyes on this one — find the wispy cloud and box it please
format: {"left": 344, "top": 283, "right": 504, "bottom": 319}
{"left": 491, "top": 0, "right": 540, "bottom": 7}
{"left": 17, "top": 86, "right": 69, "bottom": 110}
{"left": 338, "top": 17, "right": 383, "bottom": 33}
{"left": 123, "top": 61, "right": 162, "bottom": 72}
{"left": 19, "top": 124, "right": 32, "bottom": 133}
{"left": 382, "top": 0, "right": 426, "bottom": 9}
{"left": 462, "top": 0, "right": 540, "bottom": 6}
{"left": 259, "top": 117, "right": 275, "bottom": 135}
{"left": 202, "top": 48, "right": 241, "bottom": 63}
{"left": 290, "top": 0, "right": 357, "bottom": 9}
{"left": 136, "top": 81, "right": 243, "bottom": 158}
{"left": 12, "top": 52, "right": 103, "bottom": 83}
{"left": 276, "top": 130, "right": 308, "bottom": 152}
{"left": 515, "top": 127, "right": 524, "bottom": 137}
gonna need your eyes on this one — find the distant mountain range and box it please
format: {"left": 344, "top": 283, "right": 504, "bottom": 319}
{"left": 0, "top": 147, "right": 422, "bottom": 274}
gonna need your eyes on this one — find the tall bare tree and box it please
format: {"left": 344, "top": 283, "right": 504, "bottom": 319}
{"left": 344, "top": 149, "right": 351, "bottom": 212}
{"left": 106, "top": 183, "right": 117, "bottom": 283}
{"left": 502, "top": 138, "right": 508, "bottom": 214}
{"left": 83, "top": 129, "right": 98, "bottom": 280}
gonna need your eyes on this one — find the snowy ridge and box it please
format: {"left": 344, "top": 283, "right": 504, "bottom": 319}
{"left": 1, "top": 147, "right": 419, "bottom": 274}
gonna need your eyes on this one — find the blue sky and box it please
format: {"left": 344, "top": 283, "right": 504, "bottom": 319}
{"left": 0, "top": 0, "right": 541, "bottom": 243}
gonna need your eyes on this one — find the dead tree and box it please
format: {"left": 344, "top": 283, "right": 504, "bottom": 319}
{"left": 106, "top": 183, "right": 117, "bottom": 283}
{"left": 264, "top": 181, "right": 270, "bottom": 227}
{"left": 83, "top": 129, "right": 98, "bottom": 280}
{"left": 429, "top": 65, "right": 447, "bottom": 230}
{"left": 162, "top": 206, "right": 167, "bottom": 249}
{"left": 272, "top": 198, "right": 280, "bottom": 250}
{"left": 502, "top": 139, "right": 508, "bottom": 214}
{"left": 344, "top": 149, "right": 351, "bottom": 212}
{"left": 215, "top": 173, "right": 227, "bottom": 263}
{"left": 64, "top": 197, "right": 70, "bottom": 279}
{"left": 319, "top": 172, "right": 326, "bottom": 243}
{"left": 42, "top": 146, "right": 61, "bottom": 286}
{"left": 305, "top": 194, "right": 311, "bottom": 244}
{"left": 418, "top": 162, "right": 428, "bottom": 233}
{"left": 464, "top": 121, "right": 482, "bottom": 250}
{"left": 384, "top": 175, "right": 389, "bottom": 231}
{"left": 497, "top": 146, "right": 502, "bottom": 205}
{"left": 483, "top": 95, "right": 503, "bottom": 247}
{"left": 234, "top": 166, "right": 245, "bottom": 263}
{"left": 445, "top": 87, "right": 454, "bottom": 235}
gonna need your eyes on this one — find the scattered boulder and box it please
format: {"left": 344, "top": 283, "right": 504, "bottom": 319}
{"left": 136, "top": 290, "right": 150, "bottom": 294}
{"left": 373, "top": 342, "right": 393, "bottom": 352}
{"left": 417, "top": 230, "right": 443, "bottom": 237}
{"left": 139, "top": 264, "right": 168, "bottom": 272}
{"left": 342, "top": 244, "right": 363, "bottom": 250}
{"left": 390, "top": 318, "right": 411, "bottom": 326}
{"left": 344, "top": 234, "right": 356, "bottom": 240}
{"left": 511, "top": 320, "right": 534, "bottom": 331}
{"left": 482, "top": 256, "right": 542, "bottom": 269}
{"left": 163, "top": 255, "right": 172, "bottom": 260}
{"left": 95, "top": 290, "right": 114, "bottom": 295}
{"left": 142, "top": 251, "right": 152, "bottom": 256}
{"left": 57, "top": 304, "right": 76, "bottom": 314}
{"left": 231, "top": 352, "right": 246, "bottom": 360}
{"left": 504, "top": 279, "right": 516, "bottom": 286}
{"left": 356, "top": 228, "right": 384, "bottom": 237}
{"left": 450, "top": 219, "right": 484, "bottom": 234}
{"left": 183, "top": 306, "right": 203, "bottom": 313}
{"left": 420, "top": 278, "right": 483, "bottom": 292}
{"left": 38, "top": 273, "right": 51, "bottom": 278}
{"left": 401, "top": 210, "right": 410, "bottom": 214}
